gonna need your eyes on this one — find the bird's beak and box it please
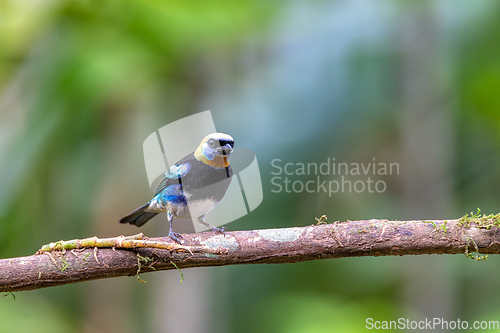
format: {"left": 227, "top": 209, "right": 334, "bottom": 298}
{"left": 218, "top": 144, "right": 233, "bottom": 156}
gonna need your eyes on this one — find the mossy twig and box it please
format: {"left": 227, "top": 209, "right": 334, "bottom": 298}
{"left": 36, "top": 233, "right": 220, "bottom": 255}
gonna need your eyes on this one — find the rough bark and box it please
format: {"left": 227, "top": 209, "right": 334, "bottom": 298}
{"left": 1, "top": 217, "right": 499, "bottom": 293}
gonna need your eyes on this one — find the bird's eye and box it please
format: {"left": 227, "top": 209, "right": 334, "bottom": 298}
{"left": 208, "top": 139, "right": 216, "bottom": 148}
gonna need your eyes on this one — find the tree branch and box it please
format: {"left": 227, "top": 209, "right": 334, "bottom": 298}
{"left": 2, "top": 213, "right": 500, "bottom": 293}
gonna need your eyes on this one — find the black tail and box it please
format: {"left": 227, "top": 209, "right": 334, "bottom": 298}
{"left": 119, "top": 203, "right": 159, "bottom": 227}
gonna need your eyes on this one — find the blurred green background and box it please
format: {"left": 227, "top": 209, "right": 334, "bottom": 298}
{"left": 2, "top": 1, "right": 500, "bottom": 332}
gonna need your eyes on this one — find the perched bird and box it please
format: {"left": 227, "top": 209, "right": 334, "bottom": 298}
{"left": 120, "top": 133, "right": 234, "bottom": 243}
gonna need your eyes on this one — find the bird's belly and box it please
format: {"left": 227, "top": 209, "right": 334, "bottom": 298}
{"left": 179, "top": 198, "right": 218, "bottom": 219}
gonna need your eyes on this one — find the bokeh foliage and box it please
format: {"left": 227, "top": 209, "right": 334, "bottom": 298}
{"left": 2, "top": 1, "right": 500, "bottom": 332}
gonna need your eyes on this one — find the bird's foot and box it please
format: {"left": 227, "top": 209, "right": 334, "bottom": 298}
{"left": 211, "top": 226, "right": 227, "bottom": 236}
{"left": 168, "top": 230, "right": 184, "bottom": 244}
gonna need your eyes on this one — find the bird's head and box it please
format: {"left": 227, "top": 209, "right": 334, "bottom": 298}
{"left": 194, "top": 133, "right": 234, "bottom": 168}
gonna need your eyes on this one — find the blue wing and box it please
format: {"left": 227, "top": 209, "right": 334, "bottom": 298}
{"left": 155, "top": 162, "right": 191, "bottom": 195}
{"left": 155, "top": 184, "right": 187, "bottom": 206}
